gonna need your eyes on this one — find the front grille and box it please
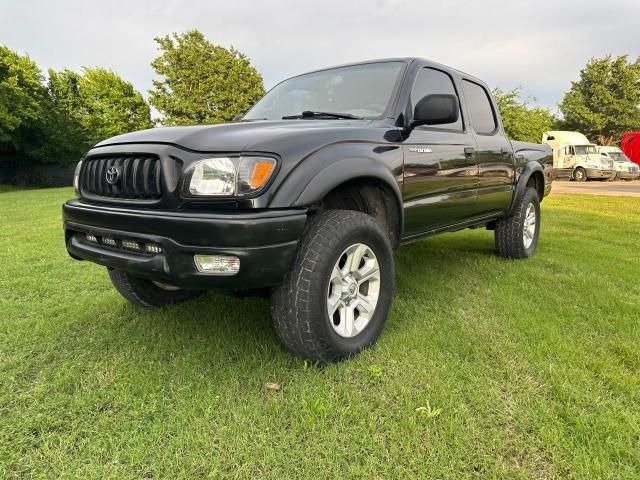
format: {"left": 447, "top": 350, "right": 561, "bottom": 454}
{"left": 81, "top": 155, "right": 162, "bottom": 200}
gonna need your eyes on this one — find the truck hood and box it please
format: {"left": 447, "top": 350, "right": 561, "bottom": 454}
{"left": 94, "top": 120, "right": 376, "bottom": 154}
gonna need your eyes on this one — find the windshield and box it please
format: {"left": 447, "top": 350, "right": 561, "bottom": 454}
{"left": 574, "top": 145, "right": 598, "bottom": 155}
{"left": 608, "top": 152, "right": 629, "bottom": 161}
{"left": 243, "top": 62, "right": 405, "bottom": 121}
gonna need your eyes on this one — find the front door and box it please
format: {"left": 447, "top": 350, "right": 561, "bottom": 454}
{"left": 402, "top": 67, "right": 478, "bottom": 237}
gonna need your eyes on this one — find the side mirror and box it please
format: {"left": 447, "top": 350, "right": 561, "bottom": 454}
{"left": 410, "top": 94, "right": 459, "bottom": 129}
{"left": 232, "top": 115, "right": 243, "bottom": 122}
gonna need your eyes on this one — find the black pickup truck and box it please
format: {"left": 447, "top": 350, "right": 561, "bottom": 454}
{"left": 63, "top": 58, "right": 552, "bottom": 363}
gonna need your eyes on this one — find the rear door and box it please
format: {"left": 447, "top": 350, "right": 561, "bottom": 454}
{"left": 402, "top": 67, "right": 478, "bottom": 236}
{"left": 461, "top": 79, "right": 514, "bottom": 215}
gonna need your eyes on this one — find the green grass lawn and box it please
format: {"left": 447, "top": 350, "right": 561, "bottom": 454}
{"left": 1, "top": 188, "right": 639, "bottom": 479}
{"left": 0, "top": 185, "right": 23, "bottom": 194}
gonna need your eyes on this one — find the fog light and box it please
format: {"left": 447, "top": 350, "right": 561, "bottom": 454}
{"left": 85, "top": 233, "right": 98, "bottom": 243}
{"left": 145, "top": 243, "right": 162, "bottom": 254}
{"left": 194, "top": 254, "right": 240, "bottom": 275}
{"left": 121, "top": 239, "right": 140, "bottom": 251}
{"left": 102, "top": 237, "right": 117, "bottom": 247}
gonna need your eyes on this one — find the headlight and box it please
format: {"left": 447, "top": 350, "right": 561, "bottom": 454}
{"left": 73, "top": 160, "right": 83, "bottom": 195}
{"left": 187, "top": 157, "right": 236, "bottom": 196}
{"left": 185, "top": 156, "right": 276, "bottom": 196}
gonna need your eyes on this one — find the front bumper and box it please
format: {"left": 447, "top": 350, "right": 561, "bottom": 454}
{"left": 616, "top": 171, "right": 639, "bottom": 180}
{"left": 63, "top": 200, "right": 308, "bottom": 289}
{"left": 586, "top": 168, "right": 616, "bottom": 179}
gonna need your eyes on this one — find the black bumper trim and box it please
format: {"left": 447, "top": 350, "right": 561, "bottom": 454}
{"left": 63, "top": 201, "right": 308, "bottom": 289}
{"left": 63, "top": 199, "right": 308, "bottom": 248}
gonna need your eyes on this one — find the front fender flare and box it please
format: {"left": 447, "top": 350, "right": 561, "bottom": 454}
{"left": 270, "top": 154, "right": 402, "bottom": 208}
{"left": 269, "top": 154, "right": 404, "bottom": 239}
{"left": 298, "top": 157, "right": 401, "bottom": 206}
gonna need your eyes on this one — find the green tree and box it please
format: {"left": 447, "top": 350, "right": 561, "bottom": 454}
{"left": 0, "top": 46, "right": 47, "bottom": 155}
{"left": 492, "top": 87, "right": 556, "bottom": 143}
{"left": 46, "top": 67, "right": 153, "bottom": 154}
{"left": 44, "top": 69, "right": 88, "bottom": 162}
{"left": 559, "top": 55, "right": 640, "bottom": 145}
{"left": 1, "top": 45, "right": 152, "bottom": 172}
{"left": 79, "top": 67, "right": 153, "bottom": 143}
{"left": 149, "top": 30, "right": 265, "bottom": 125}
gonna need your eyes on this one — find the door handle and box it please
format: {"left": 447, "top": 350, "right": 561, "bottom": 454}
{"left": 501, "top": 148, "right": 511, "bottom": 156}
{"left": 464, "top": 147, "right": 475, "bottom": 158}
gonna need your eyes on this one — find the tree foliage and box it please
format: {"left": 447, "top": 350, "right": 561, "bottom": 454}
{"left": 149, "top": 30, "right": 265, "bottom": 125}
{"left": 492, "top": 87, "right": 556, "bottom": 143}
{"left": 0, "top": 46, "right": 47, "bottom": 149}
{"left": 559, "top": 55, "right": 640, "bottom": 145}
{"left": 0, "top": 43, "right": 153, "bottom": 168}
{"left": 44, "top": 69, "right": 88, "bottom": 162}
{"left": 56, "top": 67, "right": 153, "bottom": 145}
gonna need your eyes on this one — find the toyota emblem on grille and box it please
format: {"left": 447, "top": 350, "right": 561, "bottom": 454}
{"left": 105, "top": 166, "right": 121, "bottom": 185}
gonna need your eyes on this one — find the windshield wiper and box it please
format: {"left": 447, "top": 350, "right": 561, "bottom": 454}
{"left": 282, "top": 110, "right": 362, "bottom": 120}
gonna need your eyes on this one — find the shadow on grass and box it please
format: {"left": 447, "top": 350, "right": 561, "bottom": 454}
{"left": 61, "top": 230, "right": 498, "bottom": 375}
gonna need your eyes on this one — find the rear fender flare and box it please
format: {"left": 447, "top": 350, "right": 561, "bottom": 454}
{"left": 509, "top": 162, "right": 544, "bottom": 215}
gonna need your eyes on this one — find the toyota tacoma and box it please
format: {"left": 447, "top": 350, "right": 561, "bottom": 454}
{"left": 63, "top": 58, "right": 553, "bottom": 363}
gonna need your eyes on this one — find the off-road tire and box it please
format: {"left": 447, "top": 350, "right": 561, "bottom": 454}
{"left": 271, "top": 210, "right": 394, "bottom": 364}
{"left": 495, "top": 187, "right": 540, "bottom": 259}
{"left": 108, "top": 269, "right": 204, "bottom": 308}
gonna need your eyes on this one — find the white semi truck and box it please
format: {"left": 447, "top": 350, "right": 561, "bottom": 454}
{"left": 542, "top": 131, "right": 615, "bottom": 181}
{"left": 597, "top": 146, "right": 640, "bottom": 180}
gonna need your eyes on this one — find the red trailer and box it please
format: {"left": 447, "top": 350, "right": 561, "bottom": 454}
{"left": 621, "top": 132, "right": 640, "bottom": 167}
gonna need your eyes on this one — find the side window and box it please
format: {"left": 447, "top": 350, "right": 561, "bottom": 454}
{"left": 462, "top": 80, "right": 497, "bottom": 135}
{"left": 411, "top": 68, "right": 463, "bottom": 131}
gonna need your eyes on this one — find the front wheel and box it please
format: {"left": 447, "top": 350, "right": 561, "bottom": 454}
{"left": 494, "top": 187, "right": 540, "bottom": 259}
{"left": 108, "top": 269, "right": 204, "bottom": 308}
{"left": 573, "top": 167, "right": 587, "bottom": 182}
{"left": 271, "top": 210, "right": 395, "bottom": 363}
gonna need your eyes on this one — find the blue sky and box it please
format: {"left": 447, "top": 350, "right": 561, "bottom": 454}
{"left": 2, "top": 0, "right": 639, "bottom": 113}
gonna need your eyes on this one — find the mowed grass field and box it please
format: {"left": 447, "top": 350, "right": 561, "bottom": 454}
{"left": 1, "top": 188, "right": 639, "bottom": 479}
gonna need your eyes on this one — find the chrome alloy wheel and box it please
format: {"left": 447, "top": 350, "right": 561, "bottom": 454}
{"left": 327, "top": 243, "right": 381, "bottom": 338}
{"left": 522, "top": 203, "right": 537, "bottom": 249}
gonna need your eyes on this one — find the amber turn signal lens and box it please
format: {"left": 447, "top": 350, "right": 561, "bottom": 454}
{"left": 249, "top": 161, "right": 275, "bottom": 189}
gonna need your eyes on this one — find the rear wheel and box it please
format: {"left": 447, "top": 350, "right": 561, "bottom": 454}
{"left": 573, "top": 167, "right": 587, "bottom": 182}
{"left": 271, "top": 210, "right": 394, "bottom": 363}
{"left": 495, "top": 187, "right": 540, "bottom": 259}
{"left": 108, "top": 269, "right": 204, "bottom": 308}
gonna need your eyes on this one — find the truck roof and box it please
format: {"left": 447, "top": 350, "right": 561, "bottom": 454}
{"left": 542, "top": 131, "right": 592, "bottom": 145}
{"left": 290, "top": 57, "right": 486, "bottom": 86}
